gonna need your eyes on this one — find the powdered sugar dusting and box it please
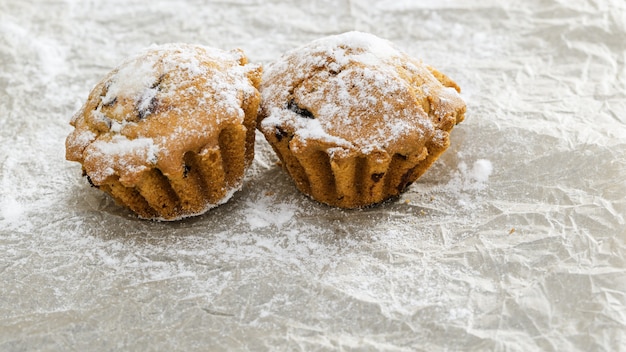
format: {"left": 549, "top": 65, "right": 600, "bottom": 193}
{"left": 86, "top": 135, "right": 160, "bottom": 183}
{"left": 468, "top": 159, "right": 493, "bottom": 184}
{"left": 3, "top": 1, "right": 624, "bottom": 351}
{"left": 409, "top": 156, "right": 494, "bottom": 212}
{"left": 0, "top": 196, "right": 23, "bottom": 224}
{"left": 101, "top": 58, "right": 158, "bottom": 106}
{"left": 67, "top": 129, "right": 97, "bottom": 153}
{"left": 243, "top": 193, "right": 296, "bottom": 230}
{"left": 260, "top": 31, "right": 463, "bottom": 156}
{"left": 311, "top": 31, "right": 401, "bottom": 67}
{"left": 447, "top": 158, "right": 493, "bottom": 192}
{"left": 291, "top": 118, "right": 354, "bottom": 150}
{"left": 91, "top": 135, "right": 159, "bottom": 160}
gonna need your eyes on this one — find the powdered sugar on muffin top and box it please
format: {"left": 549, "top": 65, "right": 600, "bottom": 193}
{"left": 85, "top": 135, "right": 160, "bottom": 184}
{"left": 259, "top": 31, "right": 464, "bottom": 156}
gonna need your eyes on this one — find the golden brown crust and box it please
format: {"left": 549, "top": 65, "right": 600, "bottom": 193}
{"left": 66, "top": 44, "right": 262, "bottom": 220}
{"left": 258, "top": 32, "right": 466, "bottom": 208}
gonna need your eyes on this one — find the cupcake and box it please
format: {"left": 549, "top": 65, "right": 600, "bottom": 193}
{"left": 257, "top": 31, "right": 466, "bottom": 208}
{"left": 66, "top": 43, "right": 262, "bottom": 220}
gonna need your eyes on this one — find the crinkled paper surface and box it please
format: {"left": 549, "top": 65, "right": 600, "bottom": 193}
{"left": 1, "top": 0, "right": 625, "bottom": 351}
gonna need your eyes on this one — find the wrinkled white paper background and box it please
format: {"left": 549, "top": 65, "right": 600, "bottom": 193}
{"left": 1, "top": 0, "right": 625, "bottom": 350}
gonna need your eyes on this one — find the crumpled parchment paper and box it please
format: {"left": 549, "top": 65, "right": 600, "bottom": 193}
{"left": 1, "top": 0, "right": 625, "bottom": 351}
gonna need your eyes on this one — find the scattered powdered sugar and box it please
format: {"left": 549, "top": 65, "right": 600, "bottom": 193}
{"left": 310, "top": 31, "right": 401, "bottom": 67}
{"left": 136, "top": 86, "right": 159, "bottom": 114}
{"left": 407, "top": 155, "right": 494, "bottom": 212}
{"left": 448, "top": 159, "right": 493, "bottom": 191}
{"left": 448, "top": 158, "right": 493, "bottom": 191}
{"left": 447, "top": 307, "right": 473, "bottom": 321}
{"left": 243, "top": 193, "right": 296, "bottom": 230}
{"left": 210, "top": 73, "right": 251, "bottom": 119}
{"left": 102, "top": 59, "right": 158, "bottom": 106}
{"left": 67, "top": 128, "right": 97, "bottom": 152}
{"left": 91, "top": 135, "right": 159, "bottom": 161}
{"left": 440, "top": 158, "right": 493, "bottom": 209}
{"left": 289, "top": 117, "right": 354, "bottom": 150}
{"left": 86, "top": 135, "right": 160, "bottom": 182}
{"left": 109, "top": 120, "right": 124, "bottom": 133}
{"left": 468, "top": 159, "right": 493, "bottom": 184}
{"left": 0, "top": 196, "right": 24, "bottom": 224}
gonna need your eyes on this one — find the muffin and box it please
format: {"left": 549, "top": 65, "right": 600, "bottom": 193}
{"left": 257, "top": 31, "right": 466, "bottom": 208}
{"left": 66, "top": 43, "right": 262, "bottom": 220}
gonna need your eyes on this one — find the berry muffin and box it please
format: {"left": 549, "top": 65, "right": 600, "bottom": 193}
{"left": 66, "top": 43, "right": 262, "bottom": 220}
{"left": 257, "top": 31, "right": 466, "bottom": 208}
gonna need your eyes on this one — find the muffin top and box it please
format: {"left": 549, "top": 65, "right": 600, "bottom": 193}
{"left": 66, "top": 43, "right": 261, "bottom": 185}
{"left": 258, "top": 31, "right": 465, "bottom": 158}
